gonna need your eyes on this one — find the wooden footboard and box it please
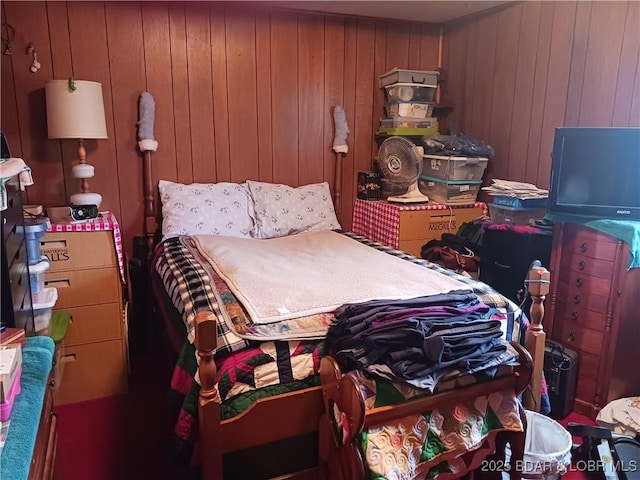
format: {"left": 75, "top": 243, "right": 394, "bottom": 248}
{"left": 195, "top": 312, "right": 324, "bottom": 480}
{"left": 319, "top": 344, "right": 533, "bottom": 480}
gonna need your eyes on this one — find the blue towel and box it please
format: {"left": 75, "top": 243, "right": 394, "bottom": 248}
{"left": 545, "top": 214, "right": 640, "bottom": 270}
{"left": 0, "top": 336, "right": 54, "bottom": 480}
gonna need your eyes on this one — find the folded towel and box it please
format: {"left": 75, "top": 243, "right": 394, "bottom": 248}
{"left": 586, "top": 219, "right": 640, "bottom": 270}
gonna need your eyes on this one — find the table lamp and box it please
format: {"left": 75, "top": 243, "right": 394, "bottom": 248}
{"left": 45, "top": 79, "right": 108, "bottom": 208}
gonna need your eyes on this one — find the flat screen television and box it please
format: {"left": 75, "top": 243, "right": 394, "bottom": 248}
{"left": 548, "top": 127, "right": 640, "bottom": 221}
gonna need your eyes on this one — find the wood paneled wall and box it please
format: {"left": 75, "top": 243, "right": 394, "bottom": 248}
{"left": 0, "top": 1, "right": 441, "bottom": 253}
{"left": 442, "top": 1, "right": 640, "bottom": 192}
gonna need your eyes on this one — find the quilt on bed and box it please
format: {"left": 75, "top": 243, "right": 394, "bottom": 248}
{"left": 152, "top": 232, "right": 537, "bottom": 464}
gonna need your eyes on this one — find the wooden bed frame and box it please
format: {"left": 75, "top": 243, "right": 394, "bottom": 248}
{"left": 140, "top": 149, "right": 550, "bottom": 480}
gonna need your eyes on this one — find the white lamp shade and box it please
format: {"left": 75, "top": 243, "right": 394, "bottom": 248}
{"left": 45, "top": 80, "right": 108, "bottom": 139}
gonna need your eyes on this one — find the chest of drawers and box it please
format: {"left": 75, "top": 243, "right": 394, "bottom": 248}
{"left": 547, "top": 222, "right": 640, "bottom": 418}
{"left": 40, "top": 225, "right": 128, "bottom": 404}
{"left": 352, "top": 199, "right": 485, "bottom": 257}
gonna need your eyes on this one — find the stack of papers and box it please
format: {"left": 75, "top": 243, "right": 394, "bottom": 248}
{"left": 481, "top": 179, "right": 548, "bottom": 199}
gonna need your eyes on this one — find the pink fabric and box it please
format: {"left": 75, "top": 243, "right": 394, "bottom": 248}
{"left": 352, "top": 199, "right": 487, "bottom": 249}
{"left": 47, "top": 211, "right": 125, "bottom": 283}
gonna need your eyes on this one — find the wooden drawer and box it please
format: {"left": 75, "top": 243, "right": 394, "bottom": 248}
{"left": 44, "top": 267, "right": 120, "bottom": 308}
{"left": 556, "top": 279, "right": 610, "bottom": 315}
{"left": 564, "top": 225, "right": 618, "bottom": 260}
{"left": 398, "top": 207, "right": 483, "bottom": 241}
{"left": 560, "top": 253, "right": 616, "bottom": 280}
{"left": 40, "top": 231, "right": 117, "bottom": 272}
{"left": 554, "top": 298, "right": 607, "bottom": 332}
{"left": 54, "top": 339, "right": 127, "bottom": 405}
{"left": 575, "top": 375, "right": 598, "bottom": 405}
{"left": 559, "top": 323, "right": 604, "bottom": 356}
{"left": 62, "top": 303, "right": 122, "bottom": 345}
{"left": 575, "top": 348, "right": 601, "bottom": 381}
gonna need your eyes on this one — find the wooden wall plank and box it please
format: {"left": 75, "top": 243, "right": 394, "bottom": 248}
{"left": 141, "top": 3, "right": 178, "bottom": 185}
{"left": 578, "top": 2, "right": 627, "bottom": 126}
{"left": 441, "top": 24, "right": 467, "bottom": 133}
{"left": 341, "top": 17, "right": 357, "bottom": 229}
{"left": 461, "top": 21, "right": 478, "bottom": 135}
{"left": 270, "top": 12, "right": 299, "bottom": 186}
{"left": 186, "top": 3, "right": 215, "bottom": 183}
{"left": 630, "top": 63, "right": 640, "bottom": 127}
{"left": 4, "top": 1, "right": 66, "bottom": 206}
{"left": 487, "top": 4, "right": 522, "bottom": 181}
{"left": 210, "top": 6, "right": 229, "bottom": 182}
{"left": 297, "top": 13, "right": 325, "bottom": 186}
{"left": 255, "top": 10, "right": 273, "bottom": 183}
{"left": 523, "top": 2, "right": 553, "bottom": 186}
{"left": 385, "top": 22, "right": 410, "bottom": 71}
{"left": 468, "top": 14, "right": 498, "bottom": 147}
{"left": 168, "top": 4, "right": 193, "bottom": 185}
{"left": 612, "top": 2, "right": 640, "bottom": 127}
{"left": 371, "top": 21, "right": 387, "bottom": 162}
{"left": 419, "top": 24, "right": 440, "bottom": 69}
{"left": 225, "top": 8, "right": 259, "bottom": 183}
{"left": 104, "top": 1, "right": 146, "bottom": 251}
{"left": 536, "top": 1, "right": 577, "bottom": 187}
{"left": 564, "top": 1, "right": 592, "bottom": 127}
{"left": 322, "top": 16, "right": 345, "bottom": 214}
{"left": 407, "top": 23, "right": 422, "bottom": 70}
{"left": 506, "top": 2, "right": 542, "bottom": 182}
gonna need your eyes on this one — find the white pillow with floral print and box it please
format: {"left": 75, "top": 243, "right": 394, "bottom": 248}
{"left": 247, "top": 180, "right": 341, "bottom": 238}
{"left": 158, "top": 180, "right": 255, "bottom": 239}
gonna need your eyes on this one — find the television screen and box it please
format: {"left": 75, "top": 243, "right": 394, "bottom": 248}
{"left": 548, "top": 127, "right": 640, "bottom": 221}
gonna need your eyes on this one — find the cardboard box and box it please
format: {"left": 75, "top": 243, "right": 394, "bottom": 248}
{"left": 0, "top": 344, "right": 22, "bottom": 403}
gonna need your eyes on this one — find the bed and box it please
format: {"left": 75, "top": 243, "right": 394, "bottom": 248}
{"left": 140, "top": 151, "right": 550, "bottom": 480}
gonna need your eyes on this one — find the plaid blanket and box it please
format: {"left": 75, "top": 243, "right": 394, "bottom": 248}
{"left": 151, "top": 231, "right": 543, "bottom": 465}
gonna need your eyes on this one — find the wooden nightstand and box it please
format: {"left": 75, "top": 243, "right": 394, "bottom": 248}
{"left": 352, "top": 199, "right": 486, "bottom": 257}
{"left": 39, "top": 213, "right": 128, "bottom": 405}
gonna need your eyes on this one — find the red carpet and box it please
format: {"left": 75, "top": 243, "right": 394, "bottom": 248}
{"left": 55, "top": 350, "right": 184, "bottom": 480}
{"left": 558, "top": 411, "right": 598, "bottom": 480}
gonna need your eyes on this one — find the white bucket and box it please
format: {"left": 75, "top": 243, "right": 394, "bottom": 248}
{"left": 504, "top": 410, "right": 573, "bottom": 480}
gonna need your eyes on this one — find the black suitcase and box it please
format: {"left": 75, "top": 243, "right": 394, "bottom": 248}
{"left": 544, "top": 340, "right": 579, "bottom": 419}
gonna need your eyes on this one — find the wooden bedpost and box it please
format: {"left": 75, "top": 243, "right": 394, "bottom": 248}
{"left": 523, "top": 264, "right": 550, "bottom": 412}
{"left": 142, "top": 150, "right": 157, "bottom": 254}
{"left": 334, "top": 152, "right": 344, "bottom": 215}
{"left": 195, "top": 311, "right": 222, "bottom": 480}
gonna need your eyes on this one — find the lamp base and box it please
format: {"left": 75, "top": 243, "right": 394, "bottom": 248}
{"left": 70, "top": 192, "right": 102, "bottom": 208}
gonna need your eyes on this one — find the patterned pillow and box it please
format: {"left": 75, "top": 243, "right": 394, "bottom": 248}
{"left": 158, "top": 180, "right": 255, "bottom": 239}
{"left": 247, "top": 180, "right": 341, "bottom": 238}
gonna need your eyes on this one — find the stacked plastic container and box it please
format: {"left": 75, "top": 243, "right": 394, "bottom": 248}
{"left": 16, "top": 217, "right": 58, "bottom": 335}
{"left": 377, "top": 68, "right": 440, "bottom": 137}
{"left": 418, "top": 155, "right": 489, "bottom": 205}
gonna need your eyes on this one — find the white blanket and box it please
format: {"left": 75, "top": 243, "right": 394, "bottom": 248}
{"left": 192, "top": 230, "right": 471, "bottom": 324}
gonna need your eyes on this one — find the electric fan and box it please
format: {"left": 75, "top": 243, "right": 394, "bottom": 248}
{"left": 376, "top": 136, "right": 428, "bottom": 203}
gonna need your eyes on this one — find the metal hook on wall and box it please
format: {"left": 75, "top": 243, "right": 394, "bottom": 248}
{"left": 25, "top": 42, "right": 40, "bottom": 73}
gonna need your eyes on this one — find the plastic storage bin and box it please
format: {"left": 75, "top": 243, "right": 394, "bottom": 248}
{"left": 379, "top": 68, "right": 439, "bottom": 88}
{"left": 488, "top": 203, "right": 547, "bottom": 226}
{"left": 385, "top": 102, "right": 435, "bottom": 118}
{"left": 422, "top": 155, "right": 489, "bottom": 182}
{"left": 380, "top": 116, "right": 437, "bottom": 129}
{"left": 491, "top": 195, "right": 548, "bottom": 209}
{"left": 418, "top": 176, "right": 482, "bottom": 205}
{"left": 15, "top": 287, "right": 58, "bottom": 335}
{"left": 384, "top": 83, "right": 437, "bottom": 103}
{"left": 28, "top": 257, "right": 50, "bottom": 295}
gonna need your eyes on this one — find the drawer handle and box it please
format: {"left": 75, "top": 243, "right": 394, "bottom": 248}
{"left": 575, "top": 277, "right": 583, "bottom": 287}
{"left": 61, "top": 353, "right": 77, "bottom": 363}
{"left": 568, "top": 331, "right": 576, "bottom": 342}
{"left": 40, "top": 239, "right": 67, "bottom": 249}
{"left": 580, "top": 242, "right": 588, "bottom": 253}
{"left": 45, "top": 278, "right": 71, "bottom": 288}
{"left": 578, "top": 260, "right": 586, "bottom": 271}
{"left": 493, "top": 262, "right": 511, "bottom": 269}
{"left": 571, "top": 311, "right": 578, "bottom": 321}
{"left": 573, "top": 294, "right": 581, "bottom": 304}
